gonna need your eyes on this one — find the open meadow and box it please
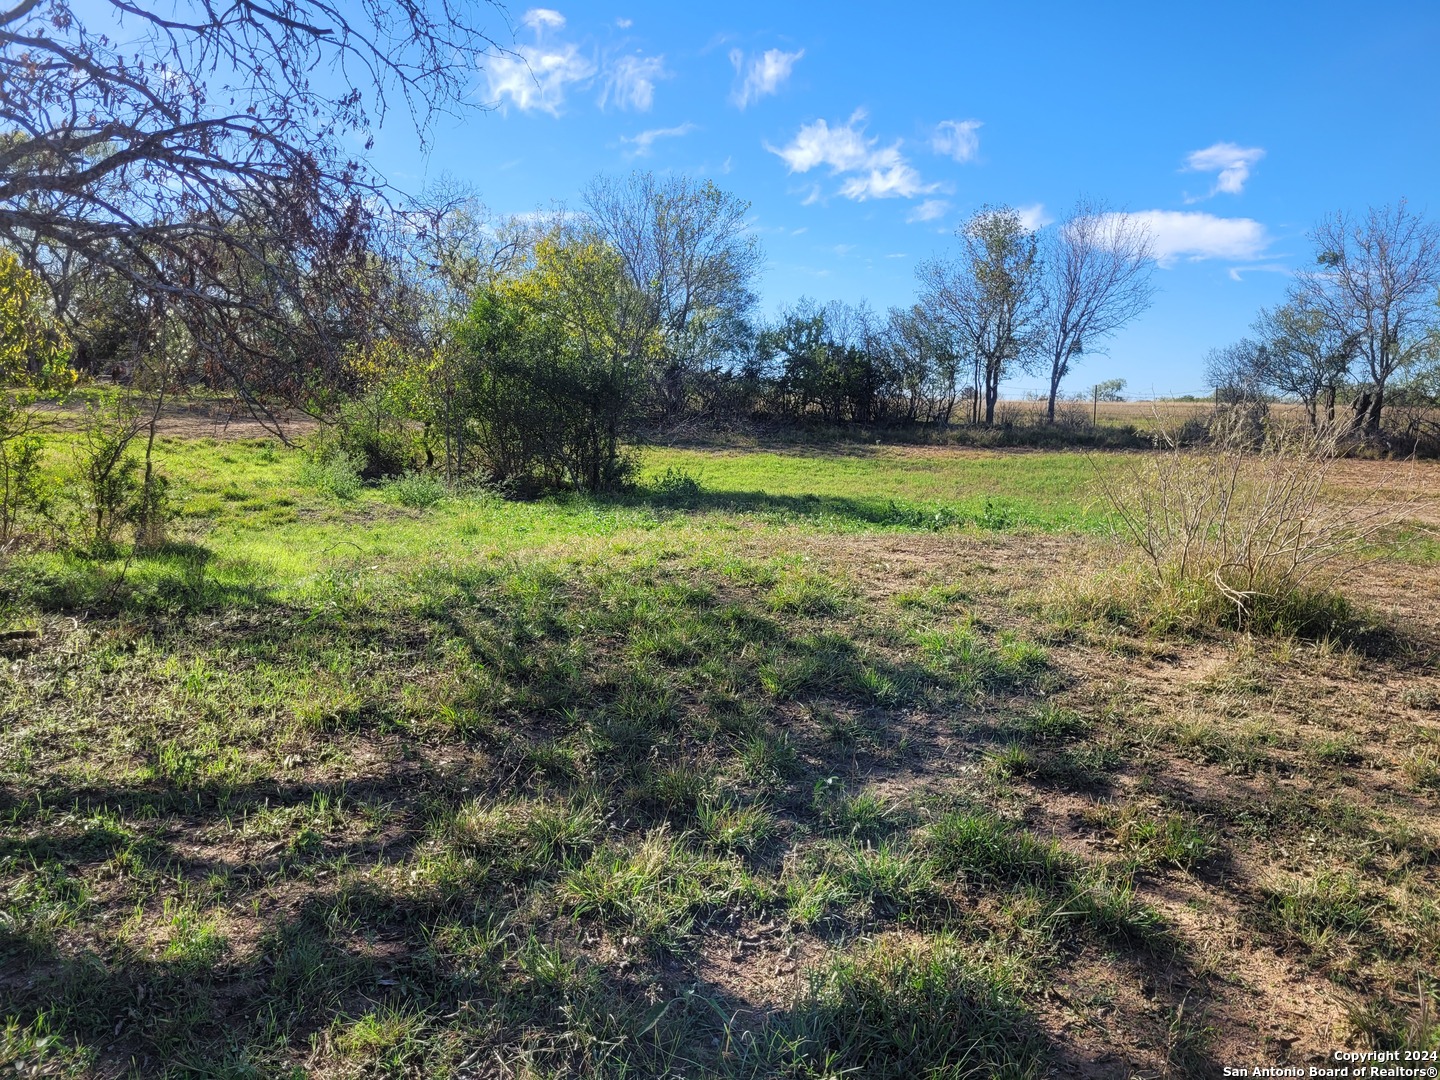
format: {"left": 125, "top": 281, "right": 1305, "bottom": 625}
{"left": 6, "top": 0, "right": 1440, "bottom": 1075}
{"left": 1, "top": 425, "right": 1438, "bottom": 1079}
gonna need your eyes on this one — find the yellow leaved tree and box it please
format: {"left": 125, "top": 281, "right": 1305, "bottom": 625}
{"left": 1, "top": 249, "right": 73, "bottom": 543}
{"left": 453, "top": 229, "right": 661, "bottom": 491}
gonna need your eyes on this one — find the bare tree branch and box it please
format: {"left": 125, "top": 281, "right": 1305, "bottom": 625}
{"left": 0, "top": 0, "right": 507, "bottom": 418}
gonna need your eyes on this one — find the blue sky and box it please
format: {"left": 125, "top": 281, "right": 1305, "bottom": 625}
{"left": 373, "top": 0, "right": 1440, "bottom": 396}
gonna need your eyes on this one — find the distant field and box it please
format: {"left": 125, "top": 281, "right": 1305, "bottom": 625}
{"left": 1, "top": 434, "right": 1438, "bottom": 1077}
{"left": 1009, "top": 397, "right": 1306, "bottom": 431}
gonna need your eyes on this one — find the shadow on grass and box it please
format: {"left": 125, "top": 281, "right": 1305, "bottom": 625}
{"left": 0, "top": 549, "right": 1206, "bottom": 1077}
{"left": 0, "top": 540, "right": 277, "bottom": 620}
{"left": 1, "top": 887, "right": 1055, "bottom": 1078}
{"left": 602, "top": 486, "right": 1043, "bottom": 532}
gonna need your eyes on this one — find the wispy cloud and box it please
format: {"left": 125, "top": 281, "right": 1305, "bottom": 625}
{"left": 601, "top": 53, "right": 667, "bottom": 111}
{"left": 488, "top": 11, "right": 670, "bottom": 116}
{"left": 615, "top": 16, "right": 632, "bottom": 28}
{"left": 486, "top": 10, "right": 594, "bottom": 115}
{"left": 768, "top": 109, "right": 937, "bottom": 201}
{"left": 1183, "top": 142, "right": 1265, "bottom": 198}
{"left": 1105, "top": 209, "right": 1269, "bottom": 267}
{"left": 486, "top": 45, "right": 595, "bottom": 115}
{"left": 522, "top": 8, "right": 566, "bottom": 30}
{"left": 1015, "top": 203, "right": 1053, "bottom": 231}
{"left": 931, "top": 119, "right": 982, "bottom": 163}
{"left": 906, "top": 198, "right": 949, "bottom": 223}
{"left": 1227, "top": 262, "right": 1291, "bottom": 282}
{"left": 729, "top": 47, "right": 803, "bottom": 108}
{"left": 620, "top": 122, "right": 696, "bottom": 156}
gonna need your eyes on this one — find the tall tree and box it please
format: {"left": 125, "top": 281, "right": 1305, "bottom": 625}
{"left": 583, "top": 172, "right": 762, "bottom": 419}
{"left": 1250, "top": 300, "right": 1358, "bottom": 428}
{"left": 1037, "top": 200, "right": 1155, "bottom": 424}
{"left": 1296, "top": 200, "right": 1440, "bottom": 436}
{"left": 918, "top": 206, "right": 1044, "bottom": 425}
{"left": 0, "top": 0, "right": 503, "bottom": 419}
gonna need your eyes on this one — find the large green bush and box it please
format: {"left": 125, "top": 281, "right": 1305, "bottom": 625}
{"left": 450, "top": 233, "right": 653, "bottom": 492}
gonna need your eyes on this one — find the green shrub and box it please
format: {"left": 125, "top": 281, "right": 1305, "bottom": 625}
{"left": 387, "top": 471, "right": 446, "bottom": 509}
{"left": 299, "top": 448, "right": 363, "bottom": 500}
{"left": 651, "top": 465, "right": 702, "bottom": 500}
{"left": 0, "top": 430, "right": 46, "bottom": 543}
{"left": 331, "top": 388, "right": 420, "bottom": 479}
{"left": 449, "top": 236, "right": 651, "bottom": 493}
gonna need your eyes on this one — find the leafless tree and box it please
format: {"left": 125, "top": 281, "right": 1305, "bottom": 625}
{"left": 1037, "top": 199, "right": 1155, "bottom": 424}
{"left": 583, "top": 172, "right": 762, "bottom": 419}
{"left": 918, "top": 206, "right": 1044, "bottom": 426}
{"left": 1295, "top": 200, "right": 1440, "bottom": 436}
{"left": 0, "top": 0, "right": 504, "bottom": 421}
{"left": 1204, "top": 338, "right": 1267, "bottom": 402}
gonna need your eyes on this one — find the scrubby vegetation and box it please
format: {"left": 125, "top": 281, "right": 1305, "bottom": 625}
{"left": 0, "top": 423, "right": 1437, "bottom": 1077}
{"left": 3, "top": 3, "right": 1440, "bottom": 1074}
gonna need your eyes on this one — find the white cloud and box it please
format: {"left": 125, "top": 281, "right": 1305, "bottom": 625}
{"left": 770, "top": 111, "right": 873, "bottom": 172}
{"left": 615, "top": 16, "right": 633, "bottom": 28}
{"left": 522, "top": 8, "right": 566, "bottom": 30}
{"left": 768, "top": 109, "right": 937, "bottom": 202}
{"left": 620, "top": 122, "right": 696, "bottom": 156}
{"left": 931, "top": 119, "right": 982, "bottom": 163}
{"left": 486, "top": 43, "right": 596, "bottom": 114}
{"left": 839, "top": 159, "right": 932, "bottom": 200}
{"left": 729, "top": 47, "right": 803, "bottom": 108}
{"left": 907, "top": 198, "right": 949, "bottom": 223}
{"left": 1183, "top": 142, "right": 1265, "bottom": 197}
{"left": 601, "top": 53, "right": 666, "bottom": 111}
{"left": 1226, "top": 262, "right": 1292, "bottom": 282}
{"left": 1106, "top": 209, "right": 1269, "bottom": 267}
{"left": 1015, "top": 203, "right": 1053, "bottom": 231}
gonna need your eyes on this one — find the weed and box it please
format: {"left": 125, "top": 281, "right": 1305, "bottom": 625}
{"left": 812, "top": 779, "right": 891, "bottom": 838}
{"left": 1403, "top": 747, "right": 1440, "bottom": 793}
{"left": 650, "top": 465, "right": 703, "bottom": 500}
{"left": 386, "top": 470, "right": 447, "bottom": 509}
{"left": 1266, "top": 871, "right": 1376, "bottom": 950}
{"left": 559, "top": 829, "right": 738, "bottom": 949}
{"left": 1095, "top": 425, "right": 1393, "bottom": 636}
{"left": 767, "top": 570, "right": 847, "bottom": 616}
{"left": 1021, "top": 702, "right": 1089, "bottom": 741}
{"left": 298, "top": 449, "right": 363, "bottom": 499}
{"left": 1089, "top": 802, "right": 1220, "bottom": 870}
{"left": 775, "top": 935, "right": 1046, "bottom": 1079}
{"left": 697, "top": 799, "right": 774, "bottom": 853}
{"left": 925, "top": 811, "right": 1067, "bottom": 887}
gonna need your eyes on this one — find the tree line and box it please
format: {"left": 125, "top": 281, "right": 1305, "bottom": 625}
{"left": 1205, "top": 201, "right": 1440, "bottom": 443}
{"left": 3, "top": 0, "right": 1440, "bottom": 518}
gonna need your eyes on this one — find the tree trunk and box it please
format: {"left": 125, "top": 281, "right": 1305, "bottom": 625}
{"left": 1365, "top": 384, "right": 1385, "bottom": 436}
{"left": 1046, "top": 361, "right": 1062, "bottom": 425}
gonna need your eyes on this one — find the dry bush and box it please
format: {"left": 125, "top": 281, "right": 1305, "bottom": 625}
{"left": 1093, "top": 415, "right": 1400, "bottom": 635}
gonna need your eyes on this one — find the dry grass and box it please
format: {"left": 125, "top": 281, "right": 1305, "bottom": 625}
{"left": 1093, "top": 421, "right": 1404, "bottom": 634}
{"left": 0, "top": 433, "right": 1437, "bottom": 1077}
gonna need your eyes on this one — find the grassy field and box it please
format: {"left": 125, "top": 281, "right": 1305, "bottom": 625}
{"left": 2, "top": 430, "right": 1439, "bottom": 1078}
